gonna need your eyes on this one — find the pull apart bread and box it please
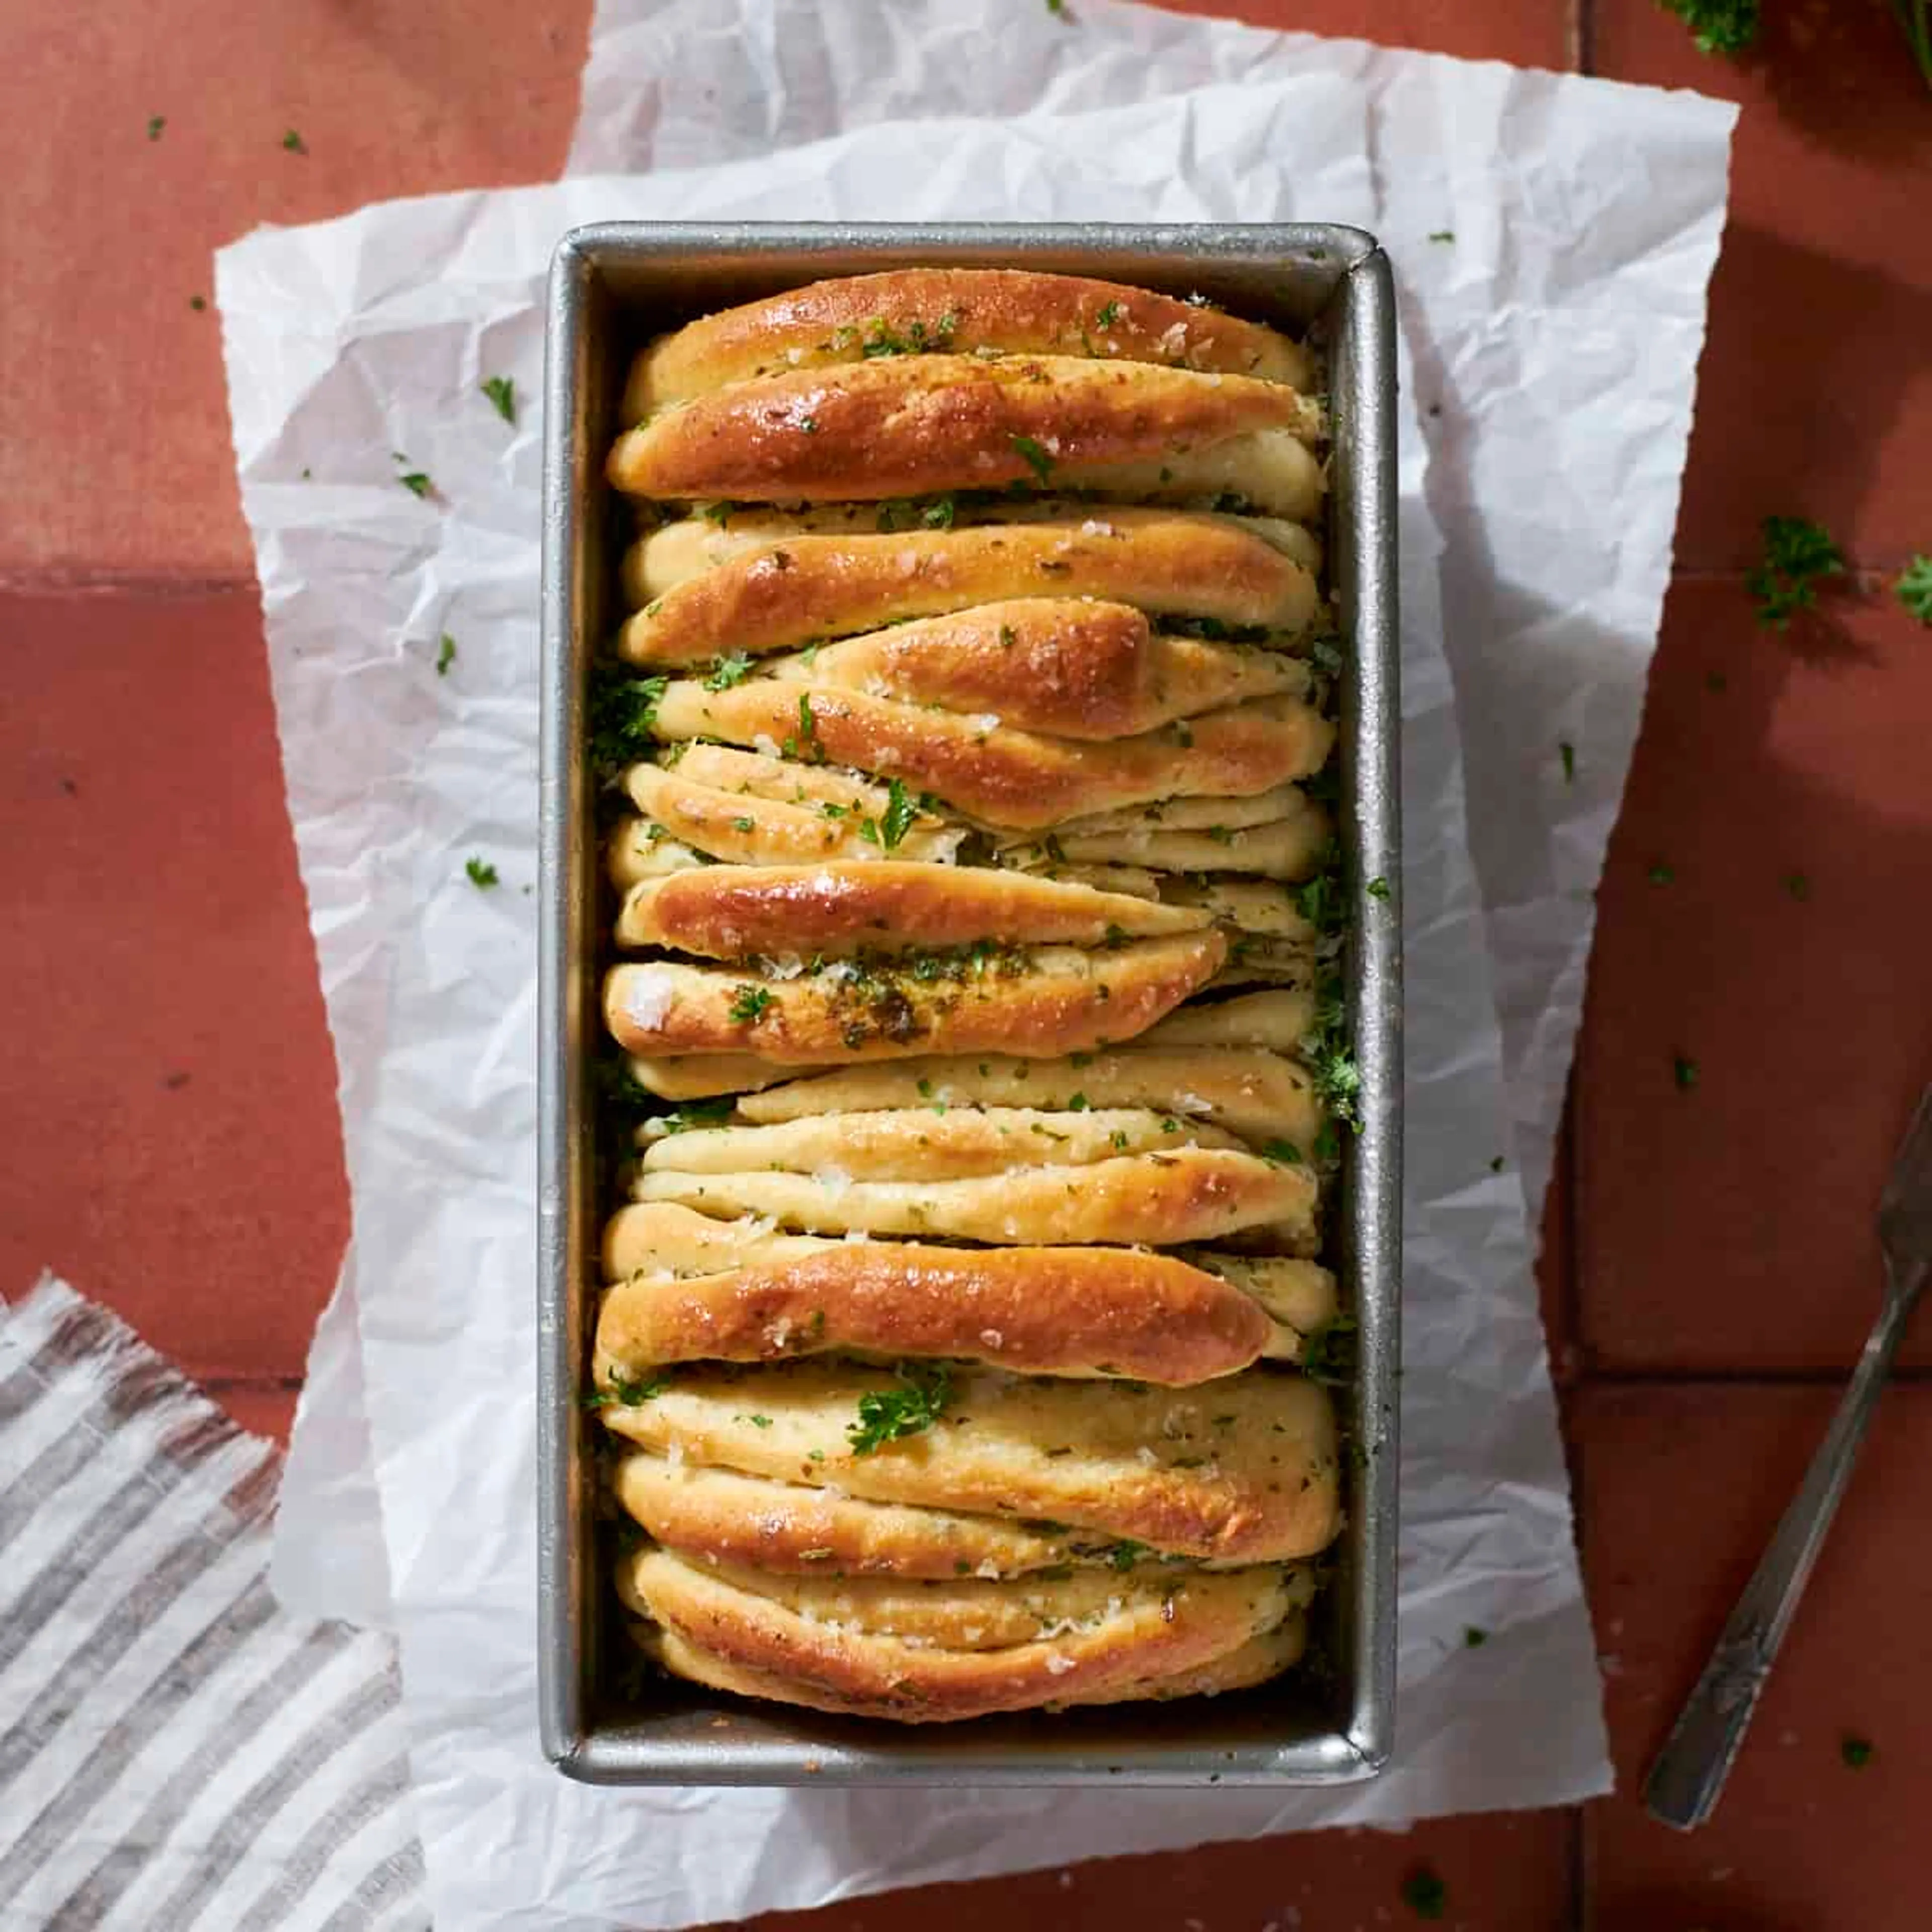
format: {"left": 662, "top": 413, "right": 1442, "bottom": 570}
{"left": 588, "top": 268, "right": 1350, "bottom": 1723}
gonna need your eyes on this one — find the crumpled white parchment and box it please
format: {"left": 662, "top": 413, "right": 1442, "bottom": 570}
{"left": 218, "top": 8, "right": 1739, "bottom": 1925}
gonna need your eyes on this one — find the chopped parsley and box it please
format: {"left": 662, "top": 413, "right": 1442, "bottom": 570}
{"left": 464, "top": 857, "right": 499, "bottom": 889}
{"left": 847, "top": 1361, "right": 953, "bottom": 1455}
{"left": 703, "top": 652, "right": 755, "bottom": 691}
{"left": 147, "top": 114, "right": 166, "bottom": 140}
{"left": 436, "top": 633, "right": 457, "bottom": 676}
{"left": 729, "top": 984, "right": 775, "bottom": 1024}
{"left": 799, "top": 415, "right": 819, "bottom": 434}
{"left": 1427, "top": 229, "right": 1455, "bottom": 244}
{"left": 1749, "top": 515, "right": 1844, "bottom": 628}
{"left": 1300, "top": 1314, "right": 1357, "bottom": 1387}
{"left": 1841, "top": 1734, "right": 1875, "bottom": 1769}
{"left": 1785, "top": 871, "right": 1811, "bottom": 901}
{"left": 789, "top": 692, "right": 823, "bottom": 760}
{"left": 580, "top": 1369, "right": 670, "bottom": 1410}
{"left": 1400, "top": 1867, "right": 1447, "bottom": 1920}
{"left": 1647, "top": 862, "right": 1674, "bottom": 886}
{"left": 654, "top": 1095, "right": 735, "bottom": 1134}
{"left": 1365, "top": 874, "right": 1390, "bottom": 900}
{"left": 1898, "top": 555, "right": 1932, "bottom": 624}
{"left": 1094, "top": 300, "right": 1124, "bottom": 328}
{"left": 282, "top": 127, "right": 307, "bottom": 154}
{"left": 1658, "top": 0, "right": 1760, "bottom": 56}
{"left": 1464, "top": 1626, "right": 1488, "bottom": 1648}
{"left": 860, "top": 311, "right": 960, "bottom": 358}
{"left": 393, "top": 454, "right": 433, "bottom": 499}
{"left": 1262, "top": 1139, "right": 1305, "bottom": 1166}
{"left": 732, "top": 816, "right": 755, "bottom": 833}
{"left": 1673, "top": 1054, "right": 1700, "bottom": 1091}
{"left": 1559, "top": 740, "right": 1576, "bottom": 783}
{"left": 1106, "top": 1539, "right": 1148, "bottom": 1570}
{"left": 588, "top": 669, "right": 667, "bottom": 779}
{"left": 189, "top": 295, "right": 207, "bottom": 312}
{"left": 857, "top": 777, "right": 918, "bottom": 851}
{"left": 1009, "top": 434, "right": 1055, "bottom": 484}
{"left": 480, "top": 375, "right": 516, "bottom": 425}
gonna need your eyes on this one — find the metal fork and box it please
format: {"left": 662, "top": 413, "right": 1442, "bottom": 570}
{"left": 1643, "top": 1083, "right": 1932, "bottom": 1831}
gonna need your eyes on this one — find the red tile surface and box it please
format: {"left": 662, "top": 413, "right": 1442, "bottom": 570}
{"left": 0, "top": 0, "right": 590, "bottom": 580}
{"left": 1577, "top": 1383, "right": 1932, "bottom": 1930}
{"left": 1576, "top": 579, "right": 1932, "bottom": 1372}
{"left": 725, "top": 1807, "right": 1575, "bottom": 1932}
{"left": 0, "top": 586, "right": 350, "bottom": 1381}
{"left": 1150, "top": 0, "right": 1571, "bottom": 66}
{"left": 209, "top": 1381, "right": 301, "bottom": 1446}
{"left": 1591, "top": 0, "right": 1932, "bottom": 571}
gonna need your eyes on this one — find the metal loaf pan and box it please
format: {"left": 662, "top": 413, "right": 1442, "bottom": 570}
{"left": 538, "top": 223, "right": 1401, "bottom": 1786}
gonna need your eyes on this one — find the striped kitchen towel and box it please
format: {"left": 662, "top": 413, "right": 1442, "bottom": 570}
{"left": 0, "top": 1274, "right": 429, "bottom": 1931}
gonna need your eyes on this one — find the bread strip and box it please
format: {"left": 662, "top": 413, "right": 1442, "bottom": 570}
{"left": 618, "top": 515, "right": 1317, "bottom": 666}
{"left": 1048, "top": 810, "right": 1333, "bottom": 883}
{"left": 630, "top": 1144, "right": 1313, "bottom": 1247}
{"left": 1143, "top": 989, "right": 1316, "bottom": 1053}
{"left": 593, "top": 1238, "right": 1282, "bottom": 1385}
{"left": 610, "top": 1452, "right": 1097, "bottom": 1578}
{"left": 734, "top": 1045, "right": 1322, "bottom": 1149}
{"left": 1161, "top": 877, "right": 1316, "bottom": 940}
{"left": 1048, "top": 783, "right": 1309, "bottom": 838}
{"left": 605, "top": 933, "right": 1224, "bottom": 1066}
{"left": 647, "top": 684, "right": 1334, "bottom": 832}
{"left": 622, "top": 268, "right": 1314, "bottom": 413}
{"left": 619, "top": 1547, "right": 1292, "bottom": 1721}
{"left": 622, "top": 1054, "right": 794, "bottom": 1101}
{"left": 636, "top": 1608, "right": 1307, "bottom": 1716}
{"left": 607, "top": 819, "right": 708, "bottom": 888}
{"left": 625, "top": 503, "right": 1321, "bottom": 603}
{"left": 608, "top": 354, "right": 1322, "bottom": 505}
{"left": 640, "top": 1105, "right": 1243, "bottom": 1179}
{"left": 759, "top": 602, "right": 1308, "bottom": 740}
{"left": 599, "top": 1360, "right": 1341, "bottom": 1564}
{"left": 616, "top": 861, "right": 1205, "bottom": 957}
{"left": 621, "top": 762, "right": 961, "bottom": 868}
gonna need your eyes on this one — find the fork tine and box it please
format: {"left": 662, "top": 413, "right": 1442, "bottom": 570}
{"left": 1881, "top": 1084, "right": 1932, "bottom": 1213}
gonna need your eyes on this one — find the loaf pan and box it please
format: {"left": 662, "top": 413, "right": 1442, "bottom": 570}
{"left": 538, "top": 222, "right": 1401, "bottom": 1785}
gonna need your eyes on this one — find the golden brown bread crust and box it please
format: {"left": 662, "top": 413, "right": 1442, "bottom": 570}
{"left": 621, "top": 1053, "right": 793, "bottom": 1100}
{"left": 618, "top": 1547, "right": 1293, "bottom": 1721}
{"left": 615, "top": 861, "right": 1206, "bottom": 956}
{"left": 600, "top": 1361, "right": 1340, "bottom": 1563}
{"left": 622, "top": 268, "right": 1314, "bottom": 414}
{"left": 608, "top": 354, "right": 1322, "bottom": 505}
{"left": 620, "top": 761, "right": 960, "bottom": 868}
{"left": 618, "top": 514, "right": 1317, "bottom": 666}
{"left": 763, "top": 600, "right": 1309, "bottom": 740}
{"left": 610, "top": 1453, "right": 1107, "bottom": 1578}
{"left": 629, "top": 1143, "right": 1315, "bottom": 1248}
{"left": 604, "top": 933, "right": 1226, "bottom": 1066}
{"left": 593, "top": 1239, "right": 1278, "bottom": 1385}
{"left": 733, "top": 1045, "right": 1323, "bottom": 1149}
{"left": 625, "top": 504, "right": 1322, "bottom": 605}
{"left": 636, "top": 1609, "right": 1306, "bottom": 1717}
{"left": 1050, "top": 808, "right": 1333, "bottom": 883}
{"left": 1143, "top": 988, "right": 1315, "bottom": 1052}
{"left": 646, "top": 683, "right": 1334, "bottom": 832}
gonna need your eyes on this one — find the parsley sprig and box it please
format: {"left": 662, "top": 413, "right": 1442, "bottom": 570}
{"left": 1657, "top": 0, "right": 1759, "bottom": 55}
{"left": 857, "top": 777, "right": 918, "bottom": 851}
{"left": 1748, "top": 515, "right": 1845, "bottom": 628}
{"left": 1897, "top": 554, "right": 1932, "bottom": 624}
{"left": 847, "top": 1361, "right": 952, "bottom": 1455}
{"left": 588, "top": 668, "right": 667, "bottom": 780}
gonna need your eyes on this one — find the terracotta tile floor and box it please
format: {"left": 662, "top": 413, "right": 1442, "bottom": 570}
{"left": 7, "top": 1, "right": 1930, "bottom": 1925}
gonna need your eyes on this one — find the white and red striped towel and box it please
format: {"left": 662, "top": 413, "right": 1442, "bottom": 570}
{"left": 0, "top": 1275, "right": 427, "bottom": 1932}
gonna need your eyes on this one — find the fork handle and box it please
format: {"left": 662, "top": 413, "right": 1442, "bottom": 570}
{"left": 1643, "top": 1258, "right": 1927, "bottom": 1831}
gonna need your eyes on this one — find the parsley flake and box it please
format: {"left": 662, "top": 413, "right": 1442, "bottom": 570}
{"left": 1365, "top": 874, "right": 1390, "bottom": 900}
{"left": 1427, "top": 229, "right": 1455, "bottom": 244}
{"left": 1559, "top": 741, "right": 1577, "bottom": 783}
{"left": 1841, "top": 1734, "right": 1875, "bottom": 1769}
{"left": 147, "top": 114, "right": 166, "bottom": 140}
{"left": 1094, "top": 300, "right": 1123, "bottom": 328}
{"left": 1658, "top": 0, "right": 1760, "bottom": 56}
{"left": 1400, "top": 1867, "right": 1448, "bottom": 1920}
{"left": 1785, "top": 871, "right": 1811, "bottom": 901}
{"left": 1896, "top": 555, "right": 1932, "bottom": 625}
{"left": 1009, "top": 434, "right": 1055, "bottom": 484}
{"left": 1262, "top": 1139, "right": 1305, "bottom": 1165}
{"left": 480, "top": 375, "right": 516, "bottom": 425}
{"left": 1673, "top": 1054, "right": 1700, "bottom": 1091}
{"left": 282, "top": 127, "right": 307, "bottom": 154}
{"left": 1648, "top": 862, "right": 1674, "bottom": 886}
{"left": 1749, "top": 515, "right": 1845, "bottom": 628}
{"left": 580, "top": 1369, "right": 670, "bottom": 1410}
{"left": 464, "top": 857, "right": 499, "bottom": 889}
{"left": 703, "top": 652, "right": 754, "bottom": 691}
{"left": 857, "top": 776, "right": 918, "bottom": 851}
{"left": 729, "top": 984, "right": 775, "bottom": 1024}
{"left": 436, "top": 633, "right": 457, "bottom": 676}
{"left": 847, "top": 1361, "right": 952, "bottom": 1455}
{"left": 189, "top": 295, "right": 207, "bottom": 312}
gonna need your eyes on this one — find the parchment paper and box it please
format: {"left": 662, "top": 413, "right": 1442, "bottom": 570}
{"left": 219, "top": 12, "right": 1736, "bottom": 1923}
